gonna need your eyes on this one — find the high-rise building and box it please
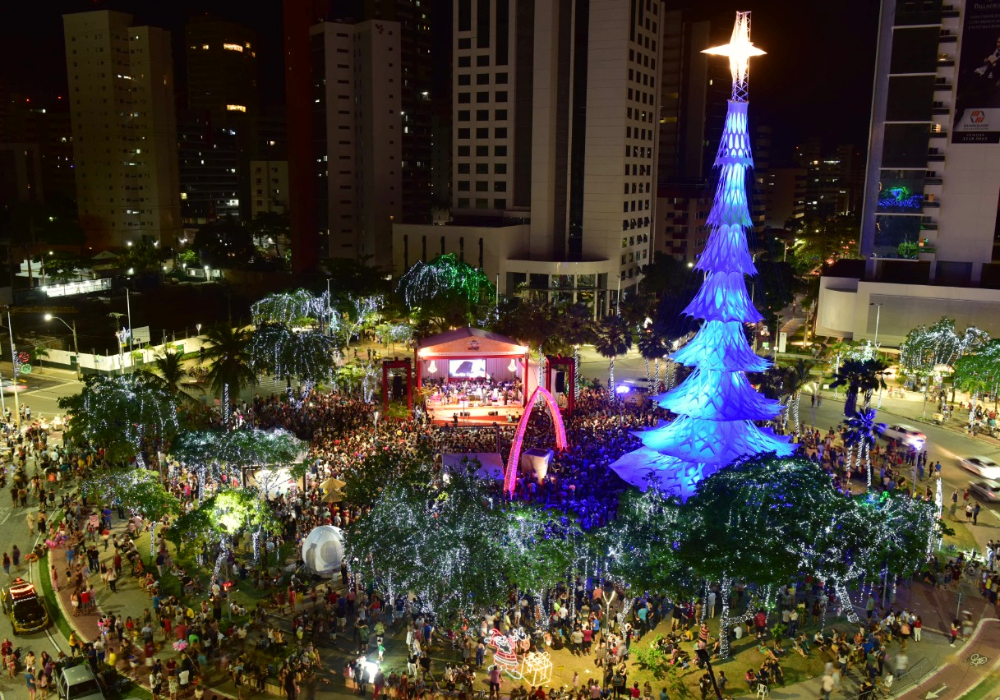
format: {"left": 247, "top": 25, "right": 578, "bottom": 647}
{"left": 250, "top": 161, "right": 289, "bottom": 218}
{"left": 394, "top": 0, "right": 664, "bottom": 315}
{"left": 0, "top": 95, "right": 76, "bottom": 206}
{"left": 795, "top": 137, "right": 853, "bottom": 219}
{"left": 816, "top": 0, "right": 1000, "bottom": 345}
{"left": 311, "top": 20, "right": 402, "bottom": 268}
{"left": 333, "top": 1, "right": 435, "bottom": 225}
{"left": 764, "top": 167, "right": 807, "bottom": 229}
{"left": 656, "top": 11, "right": 728, "bottom": 185}
{"left": 185, "top": 16, "right": 259, "bottom": 123}
{"left": 63, "top": 10, "right": 181, "bottom": 248}
{"left": 177, "top": 112, "right": 240, "bottom": 224}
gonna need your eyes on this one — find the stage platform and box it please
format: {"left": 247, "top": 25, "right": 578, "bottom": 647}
{"left": 426, "top": 402, "right": 524, "bottom": 425}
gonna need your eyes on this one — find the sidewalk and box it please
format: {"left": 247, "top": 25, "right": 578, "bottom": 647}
{"left": 45, "top": 512, "right": 241, "bottom": 700}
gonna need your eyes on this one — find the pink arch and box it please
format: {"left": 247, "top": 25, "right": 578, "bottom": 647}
{"left": 504, "top": 386, "right": 568, "bottom": 496}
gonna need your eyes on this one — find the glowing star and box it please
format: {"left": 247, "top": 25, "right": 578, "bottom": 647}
{"left": 702, "top": 11, "right": 765, "bottom": 102}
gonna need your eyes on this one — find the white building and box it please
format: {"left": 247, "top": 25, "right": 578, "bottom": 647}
{"left": 311, "top": 20, "right": 403, "bottom": 269}
{"left": 250, "top": 160, "right": 289, "bottom": 218}
{"left": 63, "top": 10, "right": 182, "bottom": 249}
{"left": 817, "top": 0, "right": 1000, "bottom": 344}
{"left": 394, "top": 0, "right": 663, "bottom": 315}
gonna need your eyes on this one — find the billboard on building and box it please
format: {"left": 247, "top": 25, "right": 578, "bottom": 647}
{"left": 954, "top": 1, "right": 1000, "bottom": 143}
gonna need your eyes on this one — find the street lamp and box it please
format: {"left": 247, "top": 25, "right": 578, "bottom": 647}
{"left": 870, "top": 302, "right": 883, "bottom": 348}
{"left": 44, "top": 314, "right": 81, "bottom": 379}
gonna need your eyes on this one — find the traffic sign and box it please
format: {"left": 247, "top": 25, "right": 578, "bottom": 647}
{"left": 18, "top": 364, "right": 31, "bottom": 375}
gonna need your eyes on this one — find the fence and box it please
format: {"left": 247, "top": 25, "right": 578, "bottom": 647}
{"left": 38, "top": 334, "right": 211, "bottom": 376}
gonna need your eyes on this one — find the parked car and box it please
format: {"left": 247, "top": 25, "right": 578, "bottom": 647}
{"left": 957, "top": 456, "right": 1000, "bottom": 479}
{"left": 0, "top": 578, "right": 49, "bottom": 634}
{"left": 55, "top": 663, "right": 105, "bottom": 700}
{"left": 969, "top": 480, "right": 1000, "bottom": 503}
{"left": 879, "top": 423, "right": 927, "bottom": 448}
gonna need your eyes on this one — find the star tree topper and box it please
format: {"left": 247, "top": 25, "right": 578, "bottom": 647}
{"left": 702, "top": 11, "right": 765, "bottom": 102}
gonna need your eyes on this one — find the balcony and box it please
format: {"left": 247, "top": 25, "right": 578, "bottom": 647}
{"left": 925, "top": 177, "right": 943, "bottom": 185}
{"left": 933, "top": 80, "right": 953, "bottom": 91}
{"left": 927, "top": 151, "right": 946, "bottom": 162}
{"left": 937, "top": 57, "right": 955, "bottom": 66}
{"left": 923, "top": 200, "right": 941, "bottom": 209}
{"left": 920, "top": 217, "right": 938, "bottom": 231}
{"left": 931, "top": 105, "right": 951, "bottom": 115}
{"left": 942, "top": 5, "right": 959, "bottom": 17}
{"left": 939, "top": 31, "right": 957, "bottom": 43}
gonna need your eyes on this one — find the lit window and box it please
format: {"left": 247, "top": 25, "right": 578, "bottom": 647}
{"left": 202, "top": 44, "right": 210, "bottom": 50}
{"left": 226, "top": 104, "right": 247, "bottom": 112}
{"left": 223, "top": 43, "right": 244, "bottom": 52}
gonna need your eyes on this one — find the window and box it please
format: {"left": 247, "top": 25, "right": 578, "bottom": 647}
{"left": 494, "top": 163, "right": 507, "bottom": 174}
{"left": 458, "top": 110, "right": 471, "bottom": 121}
{"left": 477, "top": 73, "right": 490, "bottom": 85}
{"left": 476, "top": 163, "right": 489, "bottom": 174}
{"left": 458, "top": 92, "right": 471, "bottom": 103}
{"left": 494, "top": 198, "right": 506, "bottom": 209}
{"left": 477, "top": 55, "right": 490, "bottom": 66}
{"left": 458, "top": 56, "right": 471, "bottom": 67}
{"left": 496, "top": 72, "right": 509, "bottom": 84}
{"left": 477, "top": 109, "right": 489, "bottom": 120}
{"left": 476, "top": 145, "right": 489, "bottom": 157}
{"left": 458, "top": 198, "right": 470, "bottom": 208}
{"left": 477, "top": 91, "right": 490, "bottom": 103}
{"left": 495, "top": 109, "right": 508, "bottom": 120}
{"left": 495, "top": 127, "right": 508, "bottom": 138}
{"left": 458, "top": 128, "right": 471, "bottom": 139}
{"left": 458, "top": 74, "right": 471, "bottom": 85}
{"left": 476, "top": 181, "right": 489, "bottom": 192}
{"left": 458, "top": 146, "right": 471, "bottom": 156}
{"left": 495, "top": 91, "right": 508, "bottom": 102}
{"left": 458, "top": 163, "right": 471, "bottom": 174}
{"left": 458, "top": 181, "right": 471, "bottom": 191}
{"left": 476, "top": 127, "right": 489, "bottom": 138}
{"left": 458, "top": 38, "right": 472, "bottom": 49}
{"left": 495, "top": 145, "right": 507, "bottom": 156}
{"left": 494, "top": 181, "right": 507, "bottom": 192}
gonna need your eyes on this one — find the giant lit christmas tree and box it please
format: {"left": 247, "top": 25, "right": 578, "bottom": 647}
{"left": 612, "top": 12, "right": 793, "bottom": 499}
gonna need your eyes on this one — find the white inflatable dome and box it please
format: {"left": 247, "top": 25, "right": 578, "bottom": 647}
{"left": 301, "top": 525, "right": 345, "bottom": 578}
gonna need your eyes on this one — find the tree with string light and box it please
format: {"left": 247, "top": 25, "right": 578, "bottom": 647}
{"left": 398, "top": 253, "right": 493, "bottom": 328}
{"left": 829, "top": 358, "right": 887, "bottom": 417}
{"left": 953, "top": 340, "right": 1000, "bottom": 416}
{"left": 843, "top": 408, "right": 883, "bottom": 487}
{"left": 58, "top": 373, "right": 179, "bottom": 467}
{"left": 202, "top": 324, "right": 257, "bottom": 425}
{"left": 594, "top": 315, "right": 632, "bottom": 396}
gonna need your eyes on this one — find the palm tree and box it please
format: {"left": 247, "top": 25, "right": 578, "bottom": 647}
{"left": 785, "top": 359, "right": 815, "bottom": 432}
{"left": 149, "top": 351, "right": 189, "bottom": 395}
{"left": 844, "top": 407, "right": 883, "bottom": 487}
{"left": 202, "top": 325, "right": 257, "bottom": 424}
{"left": 594, "top": 316, "right": 633, "bottom": 396}
{"left": 637, "top": 330, "right": 667, "bottom": 394}
{"left": 830, "top": 358, "right": 887, "bottom": 417}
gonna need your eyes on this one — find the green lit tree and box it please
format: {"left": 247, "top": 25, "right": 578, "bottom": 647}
{"left": 82, "top": 468, "right": 180, "bottom": 523}
{"left": 398, "top": 253, "right": 494, "bottom": 327}
{"left": 169, "top": 488, "right": 282, "bottom": 565}
{"left": 954, "top": 340, "right": 1000, "bottom": 413}
{"left": 250, "top": 323, "right": 335, "bottom": 388}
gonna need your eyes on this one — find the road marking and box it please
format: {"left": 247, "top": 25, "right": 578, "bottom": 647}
{"left": 925, "top": 685, "right": 947, "bottom": 699}
{"left": 970, "top": 653, "right": 989, "bottom": 666}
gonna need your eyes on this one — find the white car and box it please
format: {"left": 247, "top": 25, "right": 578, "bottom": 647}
{"left": 969, "top": 480, "right": 1000, "bottom": 504}
{"left": 958, "top": 456, "right": 1000, "bottom": 479}
{"left": 880, "top": 423, "right": 927, "bottom": 448}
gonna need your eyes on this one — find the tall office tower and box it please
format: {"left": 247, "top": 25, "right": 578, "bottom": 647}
{"left": 177, "top": 113, "right": 240, "bottom": 224}
{"left": 63, "top": 11, "right": 181, "bottom": 248}
{"left": 184, "top": 16, "right": 259, "bottom": 222}
{"left": 284, "top": 0, "right": 330, "bottom": 273}
{"left": 333, "top": 1, "right": 435, "bottom": 225}
{"left": 395, "top": 0, "right": 664, "bottom": 315}
{"left": 311, "top": 20, "right": 402, "bottom": 268}
{"left": 657, "top": 10, "right": 727, "bottom": 184}
{"left": 816, "top": 0, "right": 1000, "bottom": 345}
{"left": 185, "top": 16, "right": 259, "bottom": 123}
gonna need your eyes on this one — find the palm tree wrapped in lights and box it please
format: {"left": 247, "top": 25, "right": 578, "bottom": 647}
{"left": 843, "top": 407, "right": 884, "bottom": 487}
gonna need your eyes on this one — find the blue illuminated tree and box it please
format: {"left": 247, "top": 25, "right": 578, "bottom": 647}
{"left": 611, "top": 12, "right": 793, "bottom": 498}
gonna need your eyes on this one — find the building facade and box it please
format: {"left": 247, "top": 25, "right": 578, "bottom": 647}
{"left": 63, "top": 11, "right": 181, "bottom": 248}
{"left": 395, "top": 0, "right": 664, "bottom": 315}
{"left": 818, "top": 0, "right": 1000, "bottom": 343}
{"left": 250, "top": 160, "right": 289, "bottom": 218}
{"left": 311, "top": 20, "right": 403, "bottom": 268}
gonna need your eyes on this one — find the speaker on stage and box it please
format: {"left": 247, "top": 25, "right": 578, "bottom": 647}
{"left": 392, "top": 374, "right": 404, "bottom": 400}
{"left": 555, "top": 371, "right": 566, "bottom": 394}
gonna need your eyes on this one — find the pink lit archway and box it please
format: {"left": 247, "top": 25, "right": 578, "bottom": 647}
{"left": 503, "top": 386, "right": 568, "bottom": 496}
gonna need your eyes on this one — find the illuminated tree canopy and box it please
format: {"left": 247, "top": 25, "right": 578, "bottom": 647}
{"left": 398, "top": 254, "right": 494, "bottom": 326}
{"left": 170, "top": 428, "right": 304, "bottom": 468}
{"left": 58, "top": 373, "right": 179, "bottom": 465}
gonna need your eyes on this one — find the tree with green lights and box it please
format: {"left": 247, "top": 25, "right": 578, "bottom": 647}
{"left": 398, "top": 253, "right": 494, "bottom": 327}
{"left": 58, "top": 373, "right": 179, "bottom": 467}
{"left": 83, "top": 468, "right": 180, "bottom": 523}
{"left": 202, "top": 325, "right": 257, "bottom": 424}
{"left": 169, "top": 488, "right": 282, "bottom": 563}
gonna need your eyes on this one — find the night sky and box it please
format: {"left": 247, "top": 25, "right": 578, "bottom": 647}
{"left": 1, "top": 0, "right": 879, "bottom": 157}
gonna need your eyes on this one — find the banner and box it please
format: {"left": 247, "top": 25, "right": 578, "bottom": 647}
{"left": 954, "top": 1, "right": 1000, "bottom": 143}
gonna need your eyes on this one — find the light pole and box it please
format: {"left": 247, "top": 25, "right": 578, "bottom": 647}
{"left": 44, "top": 314, "right": 80, "bottom": 379}
{"left": 870, "top": 302, "right": 883, "bottom": 348}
